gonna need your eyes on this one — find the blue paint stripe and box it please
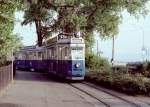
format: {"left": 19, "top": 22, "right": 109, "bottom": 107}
{"left": 16, "top": 59, "right": 85, "bottom": 78}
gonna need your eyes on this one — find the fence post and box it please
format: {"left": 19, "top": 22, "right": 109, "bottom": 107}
{"left": 11, "top": 49, "right": 14, "bottom": 81}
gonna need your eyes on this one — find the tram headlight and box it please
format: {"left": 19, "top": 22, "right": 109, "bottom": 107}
{"left": 75, "top": 63, "right": 80, "bottom": 68}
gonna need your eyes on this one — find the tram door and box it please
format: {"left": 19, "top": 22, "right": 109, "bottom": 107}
{"left": 58, "top": 46, "right": 68, "bottom": 77}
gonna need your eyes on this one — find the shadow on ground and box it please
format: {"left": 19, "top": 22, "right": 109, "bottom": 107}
{"left": 14, "top": 70, "right": 76, "bottom": 83}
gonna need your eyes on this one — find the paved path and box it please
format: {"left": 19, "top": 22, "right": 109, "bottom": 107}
{"left": 0, "top": 71, "right": 103, "bottom": 107}
{"left": 0, "top": 71, "right": 150, "bottom": 107}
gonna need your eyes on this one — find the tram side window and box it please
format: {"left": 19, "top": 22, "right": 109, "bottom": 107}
{"left": 43, "top": 50, "right": 46, "bottom": 59}
{"left": 29, "top": 52, "right": 33, "bottom": 60}
{"left": 33, "top": 52, "right": 36, "bottom": 60}
{"left": 71, "top": 47, "right": 84, "bottom": 60}
{"left": 26, "top": 52, "right": 29, "bottom": 60}
{"left": 51, "top": 48, "right": 55, "bottom": 58}
{"left": 46, "top": 49, "right": 51, "bottom": 59}
{"left": 38, "top": 52, "right": 42, "bottom": 60}
{"left": 45, "top": 50, "right": 47, "bottom": 59}
{"left": 58, "top": 46, "right": 62, "bottom": 59}
{"left": 18, "top": 53, "right": 25, "bottom": 60}
{"left": 46, "top": 49, "right": 49, "bottom": 59}
{"left": 63, "top": 47, "right": 70, "bottom": 59}
{"left": 46, "top": 50, "right": 48, "bottom": 59}
{"left": 64, "top": 47, "right": 67, "bottom": 56}
{"left": 48, "top": 49, "right": 51, "bottom": 58}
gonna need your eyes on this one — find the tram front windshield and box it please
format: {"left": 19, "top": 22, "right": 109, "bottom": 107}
{"left": 71, "top": 47, "right": 84, "bottom": 60}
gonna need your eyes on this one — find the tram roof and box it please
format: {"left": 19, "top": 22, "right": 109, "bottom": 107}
{"left": 19, "top": 45, "right": 43, "bottom": 52}
{"left": 44, "top": 34, "right": 84, "bottom": 45}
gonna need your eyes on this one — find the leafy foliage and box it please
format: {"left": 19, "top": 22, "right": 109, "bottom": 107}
{"left": 22, "top": 0, "right": 149, "bottom": 46}
{"left": 86, "top": 70, "right": 150, "bottom": 96}
{"left": 84, "top": 32, "right": 95, "bottom": 50}
{"left": 22, "top": 0, "right": 56, "bottom": 46}
{"left": 0, "top": 0, "right": 22, "bottom": 65}
{"left": 85, "top": 52, "right": 111, "bottom": 72}
{"left": 113, "top": 62, "right": 150, "bottom": 77}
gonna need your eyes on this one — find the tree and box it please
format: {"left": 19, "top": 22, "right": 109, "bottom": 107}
{"left": 0, "top": 0, "right": 22, "bottom": 65}
{"left": 22, "top": 1, "right": 52, "bottom": 46}
{"left": 22, "top": 0, "right": 149, "bottom": 47}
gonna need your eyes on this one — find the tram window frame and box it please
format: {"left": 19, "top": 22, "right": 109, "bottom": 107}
{"left": 71, "top": 46, "right": 84, "bottom": 60}
{"left": 62, "top": 46, "right": 70, "bottom": 60}
{"left": 64, "top": 47, "right": 68, "bottom": 56}
{"left": 37, "top": 52, "right": 42, "bottom": 60}
{"left": 58, "top": 46, "right": 62, "bottom": 59}
{"left": 72, "top": 47, "right": 83, "bottom": 50}
{"left": 26, "top": 52, "right": 29, "bottom": 60}
{"left": 33, "top": 52, "right": 36, "bottom": 60}
{"left": 18, "top": 53, "right": 24, "bottom": 60}
{"left": 30, "top": 52, "right": 33, "bottom": 59}
{"left": 43, "top": 50, "right": 46, "bottom": 59}
{"left": 46, "top": 48, "right": 52, "bottom": 59}
{"left": 46, "top": 49, "right": 49, "bottom": 59}
{"left": 38, "top": 52, "right": 41, "bottom": 57}
{"left": 45, "top": 50, "right": 47, "bottom": 59}
{"left": 51, "top": 47, "right": 55, "bottom": 58}
{"left": 49, "top": 49, "right": 51, "bottom": 58}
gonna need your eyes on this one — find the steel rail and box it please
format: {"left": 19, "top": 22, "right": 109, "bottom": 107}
{"left": 68, "top": 83, "right": 111, "bottom": 107}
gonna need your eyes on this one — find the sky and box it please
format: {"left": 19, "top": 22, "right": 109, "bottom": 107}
{"left": 13, "top": 2, "right": 150, "bottom": 62}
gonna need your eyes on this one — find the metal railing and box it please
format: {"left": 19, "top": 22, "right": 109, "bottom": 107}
{"left": 0, "top": 64, "right": 13, "bottom": 92}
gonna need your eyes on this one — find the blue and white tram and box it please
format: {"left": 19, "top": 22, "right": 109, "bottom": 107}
{"left": 15, "top": 46, "right": 44, "bottom": 71}
{"left": 15, "top": 35, "right": 85, "bottom": 80}
{"left": 44, "top": 35, "right": 85, "bottom": 80}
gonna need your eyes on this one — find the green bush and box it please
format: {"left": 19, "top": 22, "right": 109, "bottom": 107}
{"left": 86, "top": 71, "right": 150, "bottom": 96}
{"left": 85, "top": 52, "right": 111, "bottom": 72}
{"left": 143, "top": 62, "right": 150, "bottom": 77}
{"left": 113, "top": 62, "right": 150, "bottom": 77}
{"left": 85, "top": 52, "right": 150, "bottom": 95}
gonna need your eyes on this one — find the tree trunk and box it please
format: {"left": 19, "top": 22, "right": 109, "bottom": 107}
{"left": 64, "top": 23, "right": 72, "bottom": 34}
{"left": 35, "top": 20, "right": 43, "bottom": 47}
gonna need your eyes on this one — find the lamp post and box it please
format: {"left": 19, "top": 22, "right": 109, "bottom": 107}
{"left": 140, "top": 27, "right": 147, "bottom": 62}
{"left": 11, "top": 48, "right": 14, "bottom": 80}
{"left": 142, "top": 47, "right": 146, "bottom": 61}
{"left": 111, "top": 35, "right": 115, "bottom": 67}
{"left": 131, "top": 25, "right": 146, "bottom": 62}
{"left": 97, "top": 40, "right": 99, "bottom": 57}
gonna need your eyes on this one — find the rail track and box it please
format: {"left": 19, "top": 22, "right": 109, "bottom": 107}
{"left": 68, "top": 82, "right": 147, "bottom": 107}
{"left": 82, "top": 82, "right": 142, "bottom": 107}
{"left": 69, "top": 83, "right": 111, "bottom": 107}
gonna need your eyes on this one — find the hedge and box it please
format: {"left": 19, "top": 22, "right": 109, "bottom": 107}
{"left": 85, "top": 71, "right": 150, "bottom": 96}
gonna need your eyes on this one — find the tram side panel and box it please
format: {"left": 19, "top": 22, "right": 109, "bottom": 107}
{"left": 56, "top": 45, "right": 71, "bottom": 78}
{"left": 16, "top": 59, "right": 26, "bottom": 69}
{"left": 25, "top": 51, "right": 44, "bottom": 71}
{"left": 26, "top": 60, "right": 43, "bottom": 71}
{"left": 15, "top": 51, "right": 27, "bottom": 69}
{"left": 57, "top": 60, "right": 72, "bottom": 78}
{"left": 46, "top": 47, "right": 57, "bottom": 74}
{"left": 45, "top": 45, "right": 72, "bottom": 78}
